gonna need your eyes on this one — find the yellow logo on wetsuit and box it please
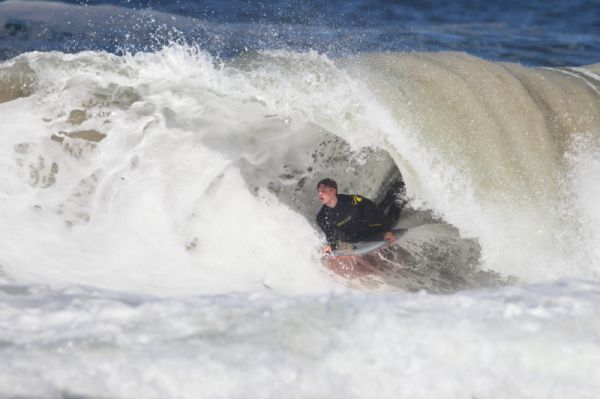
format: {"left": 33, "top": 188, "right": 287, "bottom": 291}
{"left": 352, "top": 195, "right": 363, "bottom": 205}
{"left": 336, "top": 216, "right": 352, "bottom": 227}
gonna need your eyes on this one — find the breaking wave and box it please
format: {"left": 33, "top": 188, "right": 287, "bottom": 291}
{"left": 1, "top": 46, "right": 599, "bottom": 294}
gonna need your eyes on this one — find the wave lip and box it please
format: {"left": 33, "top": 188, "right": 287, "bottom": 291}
{"left": 346, "top": 51, "right": 600, "bottom": 281}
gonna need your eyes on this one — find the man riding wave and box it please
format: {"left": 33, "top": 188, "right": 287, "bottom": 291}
{"left": 316, "top": 178, "right": 402, "bottom": 254}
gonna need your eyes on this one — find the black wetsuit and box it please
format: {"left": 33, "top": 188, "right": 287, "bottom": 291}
{"left": 316, "top": 194, "right": 389, "bottom": 250}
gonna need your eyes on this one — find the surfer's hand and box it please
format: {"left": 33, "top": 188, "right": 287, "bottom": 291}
{"left": 322, "top": 245, "right": 333, "bottom": 255}
{"left": 384, "top": 231, "right": 396, "bottom": 244}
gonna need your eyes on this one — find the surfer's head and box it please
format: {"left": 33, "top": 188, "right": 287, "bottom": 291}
{"left": 317, "top": 178, "right": 338, "bottom": 207}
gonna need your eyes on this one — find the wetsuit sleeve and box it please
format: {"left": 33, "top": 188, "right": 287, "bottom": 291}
{"left": 356, "top": 196, "right": 388, "bottom": 231}
{"left": 316, "top": 213, "right": 338, "bottom": 250}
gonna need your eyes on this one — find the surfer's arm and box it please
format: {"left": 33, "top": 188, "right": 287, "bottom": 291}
{"left": 357, "top": 196, "right": 387, "bottom": 229}
{"left": 357, "top": 197, "right": 396, "bottom": 243}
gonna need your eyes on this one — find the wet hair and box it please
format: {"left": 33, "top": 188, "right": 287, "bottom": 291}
{"left": 317, "top": 178, "right": 337, "bottom": 191}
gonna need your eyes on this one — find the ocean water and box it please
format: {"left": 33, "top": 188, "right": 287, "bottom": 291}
{"left": 1, "top": 0, "right": 600, "bottom": 398}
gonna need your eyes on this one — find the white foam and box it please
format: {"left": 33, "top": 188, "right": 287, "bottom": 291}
{"left": 1, "top": 279, "right": 600, "bottom": 398}
{"left": 1, "top": 48, "right": 337, "bottom": 296}
{"left": 562, "top": 133, "right": 600, "bottom": 273}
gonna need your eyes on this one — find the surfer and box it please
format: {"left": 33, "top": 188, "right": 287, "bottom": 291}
{"left": 316, "top": 178, "right": 401, "bottom": 254}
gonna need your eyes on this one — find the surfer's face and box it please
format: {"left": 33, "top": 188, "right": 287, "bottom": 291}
{"left": 317, "top": 185, "right": 337, "bottom": 207}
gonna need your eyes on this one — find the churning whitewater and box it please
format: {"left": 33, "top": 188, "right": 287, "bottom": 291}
{"left": 1, "top": 20, "right": 600, "bottom": 398}
{"left": 1, "top": 47, "right": 599, "bottom": 293}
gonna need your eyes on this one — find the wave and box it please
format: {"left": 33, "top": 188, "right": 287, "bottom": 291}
{"left": 343, "top": 52, "right": 600, "bottom": 280}
{"left": 0, "top": 46, "right": 599, "bottom": 295}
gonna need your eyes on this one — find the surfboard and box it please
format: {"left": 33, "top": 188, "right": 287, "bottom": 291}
{"left": 330, "top": 228, "right": 406, "bottom": 257}
{"left": 322, "top": 228, "right": 407, "bottom": 279}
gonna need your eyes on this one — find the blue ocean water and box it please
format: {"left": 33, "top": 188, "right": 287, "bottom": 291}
{"left": 1, "top": 0, "right": 599, "bottom": 66}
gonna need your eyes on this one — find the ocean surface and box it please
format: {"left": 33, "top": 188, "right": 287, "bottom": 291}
{"left": 1, "top": 0, "right": 600, "bottom": 397}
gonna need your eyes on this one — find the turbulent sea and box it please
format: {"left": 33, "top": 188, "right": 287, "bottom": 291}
{"left": 1, "top": 0, "right": 600, "bottom": 397}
